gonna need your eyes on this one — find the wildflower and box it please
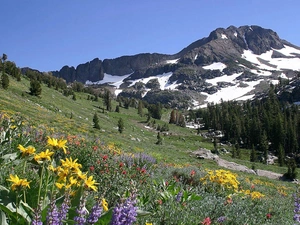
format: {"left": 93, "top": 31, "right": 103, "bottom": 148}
{"left": 89, "top": 166, "right": 95, "bottom": 172}
{"left": 84, "top": 175, "right": 98, "bottom": 191}
{"left": 102, "top": 198, "right": 109, "bottom": 211}
{"left": 86, "top": 201, "right": 103, "bottom": 224}
{"left": 250, "top": 191, "right": 265, "bottom": 199}
{"left": 201, "top": 217, "right": 211, "bottom": 225}
{"left": 146, "top": 223, "right": 153, "bottom": 225}
{"left": 34, "top": 149, "right": 54, "bottom": 162}
{"left": 190, "top": 170, "right": 196, "bottom": 176}
{"left": 46, "top": 195, "right": 60, "bottom": 224}
{"left": 266, "top": 213, "right": 272, "bottom": 219}
{"left": 60, "top": 157, "right": 82, "bottom": 171}
{"left": 74, "top": 195, "right": 88, "bottom": 225}
{"left": 18, "top": 144, "right": 36, "bottom": 157}
{"left": 7, "top": 174, "right": 30, "bottom": 191}
{"left": 176, "top": 191, "right": 183, "bottom": 202}
{"left": 217, "top": 216, "right": 226, "bottom": 223}
{"left": 47, "top": 136, "right": 68, "bottom": 154}
{"left": 111, "top": 197, "right": 137, "bottom": 225}
{"left": 32, "top": 204, "right": 43, "bottom": 225}
{"left": 76, "top": 170, "right": 87, "bottom": 181}
{"left": 58, "top": 192, "right": 71, "bottom": 223}
{"left": 294, "top": 194, "right": 300, "bottom": 223}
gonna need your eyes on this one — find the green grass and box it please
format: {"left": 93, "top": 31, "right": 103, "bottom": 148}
{"left": 0, "top": 74, "right": 299, "bottom": 183}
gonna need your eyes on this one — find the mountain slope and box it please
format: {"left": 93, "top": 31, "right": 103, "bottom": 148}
{"left": 44, "top": 25, "right": 300, "bottom": 108}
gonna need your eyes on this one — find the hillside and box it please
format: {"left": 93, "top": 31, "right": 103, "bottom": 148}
{"left": 0, "top": 71, "right": 299, "bottom": 224}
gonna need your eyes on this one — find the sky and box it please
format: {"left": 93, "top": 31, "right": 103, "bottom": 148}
{"left": 1, "top": 0, "right": 300, "bottom": 72}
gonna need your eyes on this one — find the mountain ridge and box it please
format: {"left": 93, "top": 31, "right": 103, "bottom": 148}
{"left": 24, "top": 25, "right": 300, "bottom": 108}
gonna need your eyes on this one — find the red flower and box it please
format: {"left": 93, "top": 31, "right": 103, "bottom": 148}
{"left": 122, "top": 170, "right": 126, "bottom": 175}
{"left": 201, "top": 217, "right": 211, "bottom": 225}
{"left": 140, "top": 168, "right": 146, "bottom": 174}
{"left": 89, "top": 166, "right": 95, "bottom": 172}
{"left": 102, "top": 155, "right": 108, "bottom": 160}
{"left": 119, "top": 162, "right": 124, "bottom": 167}
{"left": 92, "top": 145, "right": 98, "bottom": 151}
{"left": 157, "top": 199, "right": 163, "bottom": 205}
{"left": 165, "top": 181, "right": 169, "bottom": 186}
{"left": 190, "top": 170, "right": 196, "bottom": 176}
{"left": 266, "top": 213, "right": 272, "bottom": 219}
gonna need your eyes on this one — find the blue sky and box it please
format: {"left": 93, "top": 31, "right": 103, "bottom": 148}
{"left": 1, "top": 0, "right": 299, "bottom": 72}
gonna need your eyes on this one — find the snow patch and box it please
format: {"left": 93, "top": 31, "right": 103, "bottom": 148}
{"left": 206, "top": 72, "right": 242, "bottom": 86}
{"left": 221, "top": 34, "right": 228, "bottom": 39}
{"left": 86, "top": 73, "right": 132, "bottom": 88}
{"left": 201, "top": 79, "right": 261, "bottom": 106}
{"left": 203, "top": 62, "right": 227, "bottom": 71}
{"left": 242, "top": 48, "right": 300, "bottom": 71}
{"left": 165, "top": 58, "right": 179, "bottom": 64}
{"left": 128, "top": 72, "right": 179, "bottom": 91}
{"left": 275, "top": 45, "right": 300, "bottom": 57}
{"left": 234, "top": 32, "right": 237, "bottom": 37}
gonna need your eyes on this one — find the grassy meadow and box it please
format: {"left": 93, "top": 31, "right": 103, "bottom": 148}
{"left": 0, "top": 74, "right": 299, "bottom": 224}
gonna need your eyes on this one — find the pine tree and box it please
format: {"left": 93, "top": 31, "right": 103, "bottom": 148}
{"left": 156, "top": 132, "right": 162, "bottom": 145}
{"left": 103, "top": 89, "right": 112, "bottom": 111}
{"left": 72, "top": 93, "right": 77, "bottom": 101}
{"left": 93, "top": 113, "right": 100, "bottom": 129}
{"left": 118, "top": 118, "right": 124, "bottom": 133}
{"left": 29, "top": 79, "right": 42, "bottom": 96}
{"left": 277, "top": 144, "right": 285, "bottom": 167}
{"left": 250, "top": 145, "right": 257, "bottom": 162}
{"left": 138, "top": 100, "right": 144, "bottom": 117}
{"left": 115, "top": 105, "right": 120, "bottom": 113}
{"left": 169, "top": 109, "right": 177, "bottom": 124}
{"left": 1, "top": 73, "right": 9, "bottom": 89}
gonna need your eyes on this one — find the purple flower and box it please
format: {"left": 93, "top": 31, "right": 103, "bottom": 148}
{"left": 217, "top": 216, "right": 227, "bottom": 223}
{"left": 31, "top": 204, "right": 43, "bottom": 225}
{"left": 176, "top": 191, "right": 183, "bottom": 202}
{"left": 74, "top": 195, "right": 88, "bottom": 225}
{"left": 58, "top": 192, "right": 71, "bottom": 224}
{"left": 86, "top": 201, "right": 103, "bottom": 224}
{"left": 110, "top": 197, "right": 137, "bottom": 225}
{"left": 294, "top": 194, "right": 300, "bottom": 223}
{"left": 47, "top": 196, "right": 60, "bottom": 225}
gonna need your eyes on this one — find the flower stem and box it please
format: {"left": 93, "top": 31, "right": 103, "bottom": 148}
{"left": 37, "top": 164, "right": 45, "bottom": 205}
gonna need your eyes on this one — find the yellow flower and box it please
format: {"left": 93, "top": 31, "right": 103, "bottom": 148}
{"left": 250, "top": 191, "right": 265, "bottom": 199}
{"left": 76, "top": 170, "right": 87, "bottom": 181}
{"left": 18, "top": 144, "right": 36, "bottom": 157}
{"left": 146, "top": 223, "right": 153, "bottom": 225}
{"left": 55, "top": 182, "right": 65, "bottom": 189}
{"left": 60, "top": 157, "right": 82, "bottom": 172}
{"left": 34, "top": 149, "right": 54, "bottom": 162}
{"left": 102, "top": 198, "right": 109, "bottom": 211}
{"left": 7, "top": 174, "right": 30, "bottom": 191}
{"left": 57, "top": 139, "right": 68, "bottom": 154}
{"left": 47, "top": 136, "right": 68, "bottom": 154}
{"left": 65, "top": 176, "right": 78, "bottom": 189}
{"left": 84, "top": 175, "right": 98, "bottom": 191}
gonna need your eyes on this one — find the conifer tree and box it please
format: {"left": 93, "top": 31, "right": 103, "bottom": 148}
{"left": 103, "top": 89, "right": 112, "bottom": 111}
{"left": 29, "top": 79, "right": 42, "bottom": 96}
{"left": 156, "top": 132, "right": 162, "bottom": 145}
{"left": 1, "top": 73, "right": 9, "bottom": 89}
{"left": 138, "top": 100, "right": 144, "bottom": 117}
{"left": 115, "top": 105, "right": 120, "bottom": 113}
{"left": 169, "top": 109, "right": 177, "bottom": 124}
{"left": 277, "top": 144, "right": 285, "bottom": 167}
{"left": 93, "top": 113, "right": 100, "bottom": 129}
{"left": 250, "top": 145, "right": 257, "bottom": 162}
{"left": 118, "top": 118, "right": 124, "bottom": 133}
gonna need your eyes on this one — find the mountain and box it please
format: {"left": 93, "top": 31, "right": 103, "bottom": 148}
{"left": 50, "top": 25, "right": 300, "bottom": 108}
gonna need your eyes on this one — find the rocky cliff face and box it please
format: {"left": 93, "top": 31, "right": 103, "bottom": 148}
{"left": 42, "top": 25, "right": 300, "bottom": 108}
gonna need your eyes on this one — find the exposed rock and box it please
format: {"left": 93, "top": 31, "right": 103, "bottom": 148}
{"left": 190, "top": 148, "right": 219, "bottom": 160}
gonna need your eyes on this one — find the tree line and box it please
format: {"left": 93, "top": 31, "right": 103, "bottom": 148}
{"left": 193, "top": 85, "right": 300, "bottom": 166}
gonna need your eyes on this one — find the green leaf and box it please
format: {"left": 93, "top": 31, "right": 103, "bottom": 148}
{"left": 136, "top": 209, "right": 152, "bottom": 217}
{"left": 95, "top": 208, "right": 113, "bottom": 225}
{"left": 0, "top": 210, "right": 9, "bottom": 225}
